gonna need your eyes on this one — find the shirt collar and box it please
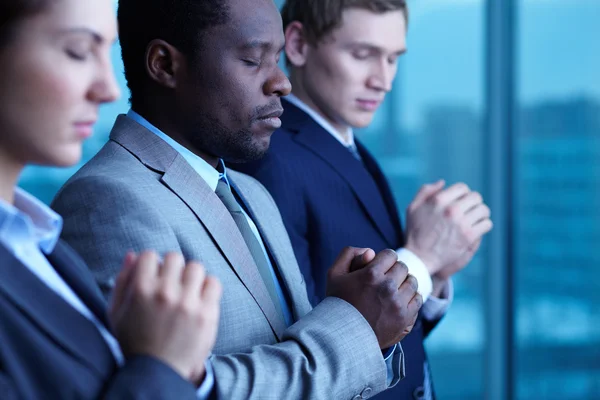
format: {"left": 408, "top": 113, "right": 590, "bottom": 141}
{"left": 285, "top": 93, "right": 355, "bottom": 147}
{"left": 0, "top": 187, "right": 62, "bottom": 254}
{"left": 127, "top": 110, "right": 227, "bottom": 191}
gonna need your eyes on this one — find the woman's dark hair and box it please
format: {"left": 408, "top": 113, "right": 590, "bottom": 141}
{"left": 0, "top": 0, "right": 53, "bottom": 46}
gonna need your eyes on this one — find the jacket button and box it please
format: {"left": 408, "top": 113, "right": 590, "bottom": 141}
{"left": 361, "top": 387, "right": 373, "bottom": 398}
{"left": 413, "top": 386, "right": 425, "bottom": 400}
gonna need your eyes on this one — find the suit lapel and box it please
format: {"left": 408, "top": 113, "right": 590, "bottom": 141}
{"left": 229, "top": 175, "right": 308, "bottom": 322}
{"left": 46, "top": 240, "right": 110, "bottom": 327}
{"left": 282, "top": 100, "right": 398, "bottom": 248}
{"left": 355, "top": 141, "right": 405, "bottom": 245}
{"left": 110, "top": 115, "right": 287, "bottom": 339}
{"left": 0, "top": 244, "right": 115, "bottom": 375}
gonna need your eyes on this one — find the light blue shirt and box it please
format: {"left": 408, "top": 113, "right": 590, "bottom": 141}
{"left": 0, "top": 188, "right": 213, "bottom": 399}
{"left": 127, "top": 110, "right": 294, "bottom": 328}
{"left": 0, "top": 188, "right": 124, "bottom": 364}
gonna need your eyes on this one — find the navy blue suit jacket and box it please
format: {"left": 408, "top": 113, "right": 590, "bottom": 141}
{"left": 235, "top": 98, "right": 440, "bottom": 400}
{"left": 0, "top": 240, "right": 205, "bottom": 399}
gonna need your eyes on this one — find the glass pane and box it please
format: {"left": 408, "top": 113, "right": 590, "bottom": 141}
{"left": 515, "top": 1, "right": 600, "bottom": 399}
{"left": 359, "top": 1, "right": 486, "bottom": 399}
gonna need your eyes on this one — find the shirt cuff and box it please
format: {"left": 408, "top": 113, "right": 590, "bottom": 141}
{"left": 384, "top": 343, "right": 405, "bottom": 387}
{"left": 196, "top": 360, "right": 215, "bottom": 400}
{"left": 396, "top": 247, "right": 433, "bottom": 302}
{"left": 421, "top": 278, "right": 454, "bottom": 321}
{"left": 383, "top": 344, "right": 396, "bottom": 361}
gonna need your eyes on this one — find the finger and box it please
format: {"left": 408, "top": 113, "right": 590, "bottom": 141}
{"left": 363, "top": 248, "right": 400, "bottom": 275}
{"left": 181, "top": 261, "right": 207, "bottom": 305}
{"left": 132, "top": 250, "right": 160, "bottom": 288}
{"left": 432, "top": 182, "right": 471, "bottom": 209}
{"left": 448, "top": 191, "right": 484, "bottom": 217}
{"left": 397, "top": 274, "right": 419, "bottom": 304}
{"left": 470, "top": 218, "right": 494, "bottom": 240}
{"left": 408, "top": 180, "right": 445, "bottom": 211}
{"left": 201, "top": 275, "right": 223, "bottom": 307}
{"left": 159, "top": 252, "right": 186, "bottom": 296}
{"left": 464, "top": 203, "right": 491, "bottom": 226}
{"left": 349, "top": 248, "right": 376, "bottom": 272}
{"left": 109, "top": 251, "right": 138, "bottom": 310}
{"left": 383, "top": 261, "right": 410, "bottom": 288}
{"left": 329, "top": 247, "right": 372, "bottom": 277}
{"left": 127, "top": 251, "right": 161, "bottom": 308}
{"left": 407, "top": 292, "right": 423, "bottom": 316}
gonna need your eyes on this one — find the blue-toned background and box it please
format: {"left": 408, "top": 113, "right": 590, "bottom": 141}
{"left": 19, "top": 1, "right": 600, "bottom": 398}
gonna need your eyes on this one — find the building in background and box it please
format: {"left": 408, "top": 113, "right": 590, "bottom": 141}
{"left": 18, "top": 0, "right": 600, "bottom": 399}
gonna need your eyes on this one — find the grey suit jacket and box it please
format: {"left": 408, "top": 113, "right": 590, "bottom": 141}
{"left": 52, "top": 115, "right": 404, "bottom": 400}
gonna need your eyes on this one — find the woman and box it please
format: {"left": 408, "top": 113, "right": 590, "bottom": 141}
{"left": 0, "top": 0, "right": 222, "bottom": 398}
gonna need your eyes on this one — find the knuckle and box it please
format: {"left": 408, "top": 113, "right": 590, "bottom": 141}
{"left": 430, "top": 195, "right": 442, "bottom": 207}
{"left": 407, "top": 275, "right": 419, "bottom": 292}
{"left": 472, "top": 191, "right": 483, "bottom": 203}
{"left": 459, "top": 183, "right": 470, "bottom": 192}
{"left": 132, "top": 278, "right": 152, "bottom": 298}
{"left": 156, "top": 287, "right": 177, "bottom": 307}
{"left": 444, "top": 205, "right": 459, "bottom": 219}
{"left": 391, "top": 296, "right": 407, "bottom": 316}
{"left": 177, "top": 300, "right": 196, "bottom": 317}
{"left": 364, "top": 267, "right": 379, "bottom": 284}
{"left": 378, "top": 279, "right": 397, "bottom": 297}
{"left": 381, "top": 248, "right": 398, "bottom": 261}
{"left": 396, "top": 261, "right": 409, "bottom": 275}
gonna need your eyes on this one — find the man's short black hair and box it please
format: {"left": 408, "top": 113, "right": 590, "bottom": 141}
{"left": 117, "top": 0, "right": 230, "bottom": 106}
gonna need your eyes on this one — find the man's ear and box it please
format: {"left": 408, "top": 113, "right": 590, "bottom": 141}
{"left": 285, "top": 21, "right": 310, "bottom": 68}
{"left": 144, "top": 39, "right": 184, "bottom": 89}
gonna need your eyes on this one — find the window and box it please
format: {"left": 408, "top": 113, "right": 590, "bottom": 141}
{"left": 515, "top": 1, "right": 600, "bottom": 398}
{"left": 18, "top": 1, "right": 598, "bottom": 398}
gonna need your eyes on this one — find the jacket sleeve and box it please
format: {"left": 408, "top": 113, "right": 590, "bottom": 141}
{"left": 53, "top": 175, "right": 397, "bottom": 400}
{"left": 101, "top": 355, "right": 203, "bottom": 399}
{"left": 0, "top": 356, "right": 208, "bottom": 400}
{"left": 210, "top": 297, "right": 393, "bottom": 399}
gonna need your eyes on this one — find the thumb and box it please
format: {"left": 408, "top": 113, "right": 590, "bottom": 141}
{"left": 329, "top": 247, "right": 372, "bottom": 277}
{"left": 350, "top": 248, "right": 376, "bottom": 272}
{"left": 409, "top": 180, "right": 445, "bottom": 210}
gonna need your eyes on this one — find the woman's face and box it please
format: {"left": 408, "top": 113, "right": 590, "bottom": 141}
{"left": 0, "top": 0, "right": 119, "bottom": 168}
